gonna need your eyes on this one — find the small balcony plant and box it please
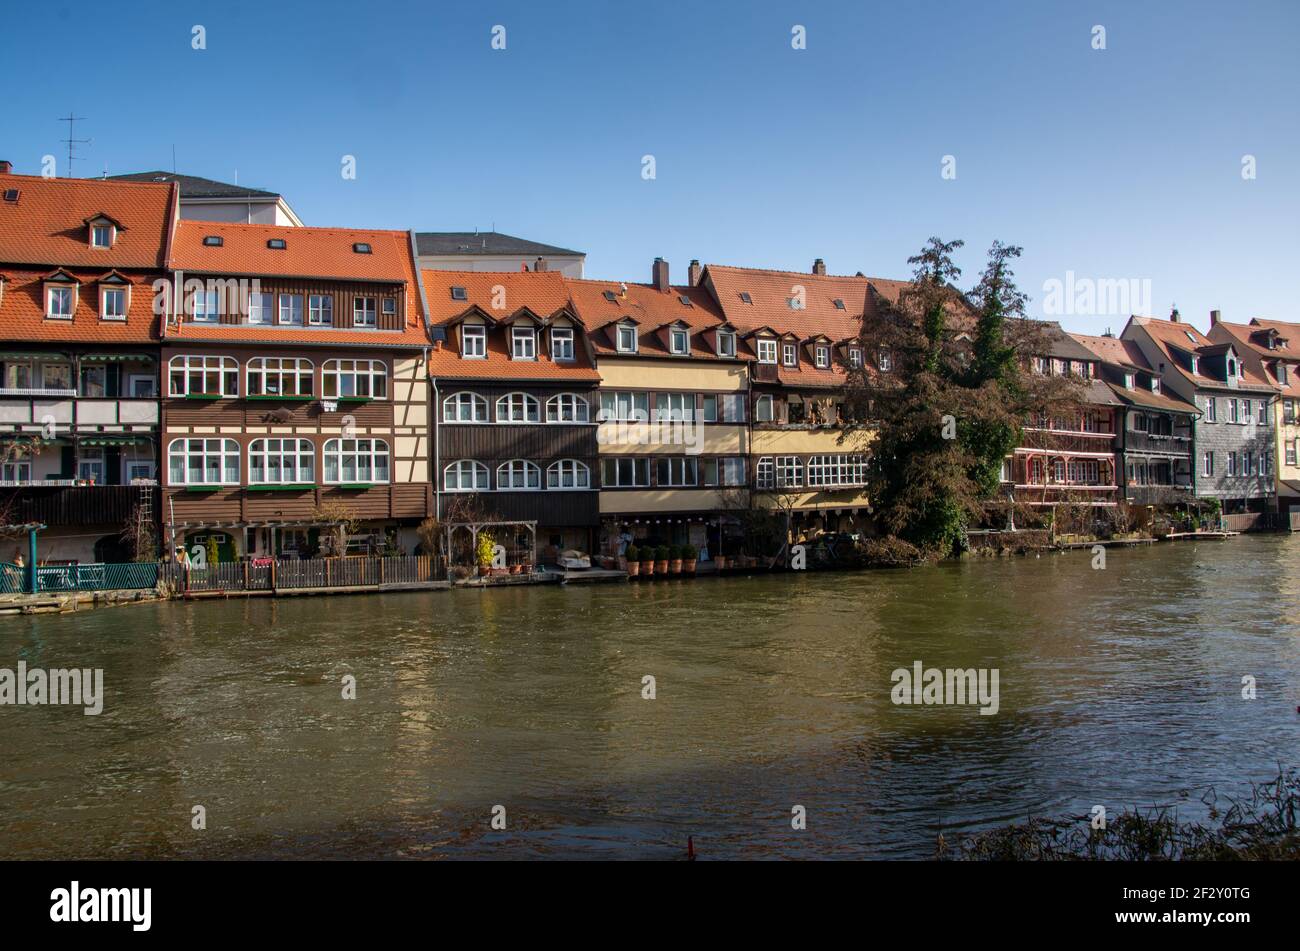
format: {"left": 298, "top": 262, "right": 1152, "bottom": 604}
{"left": 625, "top": 545, "right": 640, "bottom": 577}
{"left": 641, "top": 545, "right": 655, "bottom": 577}
{"left": 668, "top": 545, "right": 682, "bottom": 575}
{"left": 654, "top": 545, "right": 669, "bottom": 575}
{"left": 682, "top": 544, "right": 698, "bottom": 574}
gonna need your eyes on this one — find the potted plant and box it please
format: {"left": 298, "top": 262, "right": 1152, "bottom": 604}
{"left": 625, "top": 545, "right": 640, "bottom": 576}
{"left": 682, "top": 544, "right": 698, "bottom": 574}
{"left": 668, "top": 544, "right": 682, "bottom": 575}
{"left": 476, "top": 533, "right": 495, "bottom": 576}
{"left": 641, "top": 546, "right": 656, "bottom": 577}
{"left": 510, "top": 562, "right": 522, "bottom": 575}
{"left": 715, "top": 553, "right": 728, "bottom": 570}
{"left": 655, "top": 545, "right": 669, "bottom": 575}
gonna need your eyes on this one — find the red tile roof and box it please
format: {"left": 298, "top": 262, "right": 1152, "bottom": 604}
{"left": 1069, "top": 332, "right": 1152, "bottom": 371}
{"left": 1131, "top": 315, "right": 1275, "bottom": 391}
{"left": 422, "top": 270, "right": 598, "bottom": 381}
{"left": 0, "top": 267, "right": 161, "bottom": 344}
{"left": 1212, "top": 319, "right": 1300, "bottom": 397}
{"left": 0, "top": 173, "right": 174, "bottom": 270}
{"left": 565, "top": 277, "right": 736, "bottom": 360}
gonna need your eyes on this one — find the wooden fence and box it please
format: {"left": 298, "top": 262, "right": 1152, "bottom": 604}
{"left": 161, "top": 555, "right": 444, "bottom": 595}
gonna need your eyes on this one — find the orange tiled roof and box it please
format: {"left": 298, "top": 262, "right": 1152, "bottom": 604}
{"left": 1213, "top": 319, "right": 1300, "bottom": 397}
{"left": 0, "top": 267, "right": 161, "bottom": 344}
{"left": 1069, "top": 332, "right": 1152, "bottom": 371}
{"left": 1132, "top": 315, "right": 1275, "bottom": 391}
{"left": 0, "top": 173, "right": 174, "bottom": 270}
{"left": 565, "top": 277, "right": 736, "bottom": 360}
{"left": 422, "top": 269, "right": 598, "bottom": 381}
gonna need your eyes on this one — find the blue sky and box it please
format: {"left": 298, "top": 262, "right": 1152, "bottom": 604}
{"left": 3, "top": 0, "right": 1296, "bottom": 333}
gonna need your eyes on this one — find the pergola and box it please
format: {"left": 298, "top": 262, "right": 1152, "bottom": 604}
{"left": 443, "top": 519, "right": 537, "bottom": 567}
{"left": 168, "top": 519, "right": 346, "bottom": 557}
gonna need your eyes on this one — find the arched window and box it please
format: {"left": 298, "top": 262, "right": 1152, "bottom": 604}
{"left": 546, "top": 459, "right": 590, "bottom": 489}
{"left": 167, "top": 438, "right": 240, "bottom": 485}
{"left": 322, "top": 438, "right": 390, "bottom": 484}
{"left": 496, "top": 392, "right": 540, "bottom": 423}
{"left": 247, "top": 357, "right": 313, "bottom": 397}
{"left": 248, "top": 438, "right": 315, "bottom": 484}
{"left": 497, "top": 459, "right": 541, "bottom": 490}
{"left": 545, "top": 393, "right": 589, "bottom": 423}
{"left": 444, "top": 392, "right": 488, "bottom": 423}
{"left": 168, "top": 355, "right": 238, "bottom": 397}
{"left": 322, "top": 359, "right": 387, "bottom": 399}
{"left": 445, "top": 460, "right": 488, "bottom": 492}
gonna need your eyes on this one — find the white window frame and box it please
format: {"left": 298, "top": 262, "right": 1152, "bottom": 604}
{"left": 248, "top": 292, "right": 274, "bottom": 325}
{"left": 782, "top": 343, "right": 797, "bottom": 367}
{"left": 717, "top": 330, "right": 736, "bottom": 358}
{"left": 756, "top": 338, "right": 777, "bottom": 364}
{"left": 497, "top": 459, "right": 542, "bottom": 490}
{"left": 776, "top": 455, "right": 803, "bottom": 488}
{"left": 169, "top": 355, "right": 239, "bottom": 397}
{"left": 815, "top": 344, "right": 831, "bottom": 368}
{"left": 168, "top": 437, "right": 241, "bottom": 486}
{"left": 308, "top": 294, "right": 333, "bottom": 326}
{"left": 278, "top": 293, "right": 304, "bottom": 326}
{"left": 546, "top": 459, "right": 591, "bottom": 489}
{"left": 616, "top": 324, "right": 638, "bottom": 353}
{"left": 511, "top": 325, "right": 537, "bottom": 359}
{"left": 247, "top": 357, "right": 313, "bottom": 398}
{"left": 599, "top": 390, "right": 649, "bottom": 422}
{"left": 248, "top": 438, "right": 315, "bottom": 485}
{"left": 551, "top": 326, "right": 575, "bottom": 361}
{"left": 601, "top": 456, "right": 650, "bottom": 487}
{"left": 755, "top": 394, "right": 774, "bottom": 423}
{"left": 546, "top": 393, "right": 589, "bottom": 423}
{"left": 462, "top": 324, "right": 487, "bottom": 358}
{"left": 654, "top": 392, "right": 695, "bottom": 422}
{"left": 445, "top": 459, "right": 489, "bottom": 492}
{"left": 352, "top": 296, "right": 377, "bottom": 328}
{"left": 848, "top": 348, "right": 862, "bottom": 369}
{"left": 100, "top": 285, "right": 127, "bottom": 321}
{"left": 496, "top": 391, "right": 540, "bottom": 423}
{"left": 46, "top": 284, "right": 76, "bottom": 320}
{"left": 91, "top": 223, "right": 113, "bottom": 248}
{"left": 322, "top": 359, "right": 387, "bottom": 399}
{"left": 443, "top": 392, "right": 489, "bottom": 423}
{"left": 670, "top": 328, "right": 689, "bottom": 355}
{"left": 322, "top": 438, "right": 390, "bottom": 484}
{"left": 756, "top": 456, "right": 775, "bottom": 489}
{"left": 1203, "top": 451, "right": 1213, "bottom": 477}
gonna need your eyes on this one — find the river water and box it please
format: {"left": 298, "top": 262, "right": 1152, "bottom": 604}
{"left": 2, "top": 535, "right": 1297, "bottom": 859}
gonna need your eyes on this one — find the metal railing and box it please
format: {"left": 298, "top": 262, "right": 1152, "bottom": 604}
{"left": 0, "top": 561, "right": 159, "bottom": 594}
{"left": 161, "top": 555, "right": 443, "bottom": 595}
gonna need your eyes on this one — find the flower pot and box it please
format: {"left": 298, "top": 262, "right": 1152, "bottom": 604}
{"left": 641, "top": 560, "right": 655, "bottom": 577}
{"left": 655, "top": 559, "right": 668, "bottom": 574}
{"left": 715, "top": 556, "right": 728, "bottom": 570}
{"left": 627, "top": 561, "right": 640, "bottom": 577}
{"left": 510, "top": 564, "right": 521, "bottom": 575}
{"left": 683, "top": 559, "right": 697, "bottom": 573}
{"left": 669, "top": 559, "right": 682, "bottom": 574}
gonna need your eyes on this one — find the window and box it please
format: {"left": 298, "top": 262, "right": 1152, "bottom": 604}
{"left": 462, "top": 324, "right": 486, "bottom": 358}
{"left": 776, "top": 455, "right": 803, "bottom": 487}
{"left": 278, "top": 293, "right": 304, "bottom": 326}
{"left": 601, "top": 457, "right": 650, "bottom": 487}
{"left": 127, "top": 373, "right": 155, "bottom": 397}
{"left": 1242, "top": 399, "right": 1252, "bottom": 424}
{"left": 756, "top": 456, "right": 775, "bottom": 489}
{"left": 655, "top": 457, "right": 698, "bottom": 487}
{"left": 353, "top": 243, "right": 371, "bottom": 254}
{"left": 702, "top": 457, "right": 747, "bottom": 486}
{"left": 654, "top": 392, "right": 695, "bottom": 422}
{"left": 308, "top": 294, "right": 334, "bottom": 326}
{"left": 551, "top": 327, "right": 574, "bottom": 361}
{"left": 496, "top": 392, "right": 540, "bottom": 423}
{"left": 1228, "top": 399, "right": 1239, "bottom": 424}
{"left": 47, "top": 285, "right": 75, "bottom": 319}
{"left": 1243, "top": 451, "right": 1254, "bottom": 476}
{"left": 168, "top": 438, "right": 240, "bottom": 485}
{"left": 756, "top": 339, "right": 777, "bottom": 364}
{"left": 91, "top": 224, "right": 112, "bottom": 248}
{"left": 169, "top": 355, "right": 238, "bottom": 396}
{"left": 617, "top": 324, "right": 638, "bottom": 353}
{"left": 445, "top": 460, "right": 489, "bottom": 491}
{"left": 1206, "top": 397, "right": 1217, "bottom": 422}
{"left": 100, "top": 286, "right": 126, "bottom": 320}
{"left": 323, "top": 359, "right": 387, "bottom": 399}
{"left": 203, "top": 235, "right": 223, "bottom": 247}
{"left": 450, "top": 286, "right": 468, "bottom": 301}
{"left": 1278, "top": 363, "right": 1290, "bottom": 385}
{"left": 755, "top": 394, "right": 774, "bottom": 423}
{"left": 249, "top": 438, "right": 315, "bottom": 484}
{"left": 599, "top": 391, "right": 649, "bottom": 422}
{"left": 323, "top": 438, "right": 390, "bottom": 484}
{"left": 547, "top": 459, "right": 590, "bottom": 489}
{"left": 444, "top": 392, "right": 488, "bottom": 423}
{"left": 353, "top": 297, "right": 377, "bottom": 328}
{"left": 1190, "top": 356, "right": 1199, "bottom": 375}
{"left": 719, "top": 393, "right": 746, "bottom": 423}
{"left": 1288, "top": 444, "right": 1297, "bottom": 467}
{"left": 879, "top": 350, "right": 892, "bottom": 373}
{"left": 77, "top": 450, "right": 105, "bottom": 483}
{"left": 247, "top": 357, "right": 313, "bottom": 397}
{"left": 806, "top": 454, "right": 869, "bottom": 487}
{"left": 1203, "top": 451, "right": 1214, "bottom": 477}
{"left": 249, "top": 292, "right": 273, "bottom": 324}
{"left": 1262, "top": 451, "right": 1272, "bottom": 476}
{"left": 833, "top": 299, "right": 846, "bottom": 310}
{"left": 511, "top": 325, "right": 536, "bottom": 359}
{"left": 1228, "top": 358, "right": 1237, "bottom": 378}
{"left": 1149, "top": 377, "right": 1160, "bottom": 394}
{"left": 783, "top": 343, "right": 797, "bottom": 367}
{"left": 848, "top": 349, "right": 862, "bottom": 369}
{"left": 382, "top": 298, "right": 396, "bottom": 316}
{"left": 192, "top": 288, "right": 222, "bottom": 323}
{"left": 1226, "top": 452, "right": 1237, "bottom": 476}
{"left": 267, "top": 238, "right": 287, "bottom": 250}
{"left": 546, "top": 393, "right": 589, "bottom": 423}
{"left": 1258, "top": 400, "right": 1267, "bottom": 424}
{"left": 815, "top": 344, "right": 830, "bottom": 368}
{"left": 717, "top": 330, "right": 736, "bottom": 357}
{"left": 42, "top": 363, "right": 72, "bottom": 391}
{"left": 80, "top": 365, "right": 106, "bottom": 397}
{"left": 670, "top": 328, "right": 689, "bottom": 355}
{"left": 497, "top": 459, "right": 541, "bottom": 490}
{"left": 1, "top": 459, "right": 31, "bottom": 483}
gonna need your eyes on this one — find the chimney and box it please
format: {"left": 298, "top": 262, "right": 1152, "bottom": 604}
{"left": 1210, "top": 309, "right": 1221, "bottom": 327}
{"left": 0, "top": 161, "right": 11, "bottom": 175}
{"left": 1170, "top": 305, "right": 1180, "bottom": 323}
{"left": 688, "top": 259, "right": 702, "bottom": 286}
{"left": 533, "top": 256, "right": 548, "bottom": 273}
{"left": 652, "top": 256, "right": 670, "bottom": 291}
{"left": 812, "top": 258, "right": 827, "bottom": 276}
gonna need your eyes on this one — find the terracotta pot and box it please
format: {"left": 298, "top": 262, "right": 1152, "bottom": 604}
{"left": 641, "top": 560, "right": 655, "bottom": 577}
{"left": 683, "top": 559, "right": 697, "bottom": 573}
{"left": 669, "top": 559, "right": 682, "bottom": 574}
{"left": 510, "top": 564, "right": 521, "bottom": 575}
{"left": 655, "top": 559, "right": 668, "bottom": 574}
{"left": 627, "top": 561, "right": 640, "bottom": 577}
{"left": 715, "top": 556, "right": 728, "bottom": 570}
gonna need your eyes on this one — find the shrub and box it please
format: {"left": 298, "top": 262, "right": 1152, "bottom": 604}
{"left": 625, "top": 545, "right": 639, "bottom": 562}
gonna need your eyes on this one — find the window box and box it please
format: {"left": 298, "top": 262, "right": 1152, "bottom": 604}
{"left": 247, "top": 483, "right": 317, "bottom": 491}
{"left": 245, "top": 395, "right": 314, "bottom": 402}
{"left": 336, "top": 482, "right": 373, "bottom": 490}
{"left": 337, "top": 396, "right": 372, "bottom": 403}
{"left": 183, "top": 393, "right": 224, "bottom": 400}
{"left": 183, "top": 484, "right": 222, "bottom": 492}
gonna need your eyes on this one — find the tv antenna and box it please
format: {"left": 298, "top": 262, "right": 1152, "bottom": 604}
{"left": 58, "top": 113, "right": 90, "bottom": 177}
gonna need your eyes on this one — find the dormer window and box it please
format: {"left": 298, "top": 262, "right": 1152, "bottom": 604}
{"left": 1124, "top": 373, "right": 1135, "bottom": 390}
{"left": 815, "top": 344, "right": 830, "bottom": 368}
{"left": 756, "top": 338, "right": 777, "bottom": 364}
{"left": 100, "top": 285, "right": 127, "bottom": 321}
{"left": 91, "top": 223, "right": 114, "bottom": 248}
{"left": 670, "top": 328, "right": 689, "bottom": 355}
{"left": 1149, "top": 377, "right": 1160, "bottom": 394}
{"left": 878, "top": 350, "right": 892, "bottom": 373}
{"left": 717, "top": 330, "right": 736, "bottom": 358}
{"left": 616, "top": 324, "right": 638, "bottom": 353}
{"left": 848, "top": 348, "right": 862, "bottom": 368}
{"left": 462, "top": 324, "right": 486, "bottom": 358}
{"left": 1227, "top": 358, "right": 1237, "bottom": 378}
{"left": 782, "top": 343, "right": 797, "bottom": 367}
{"left": 1190, "top": 355, "right": 1199, "bottom": 375}
{"left": 1278, "top": 362, "right": 1289, "bottom": 385}
{"left": 551, "top": 326, "right": 574, "bottom": 361}
{"left": 46, "top": 283, "right": 76, "bottom": 320}
{"left": 512, "top": 325, "right": 536, "bottom": 359}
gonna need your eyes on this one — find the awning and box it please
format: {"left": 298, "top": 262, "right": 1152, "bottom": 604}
{"left": 0, "top": 351, "right": 69, "bottom": 361}
{"left": 80, "top": 435, "right": 154, "bottom": 446}
{"left": 81, "top": 353, "right": 155, "bottom": 362}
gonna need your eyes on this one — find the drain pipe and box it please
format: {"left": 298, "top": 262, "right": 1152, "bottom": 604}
{"left": 430, "top": 366, "right": 440, "bottom": 520}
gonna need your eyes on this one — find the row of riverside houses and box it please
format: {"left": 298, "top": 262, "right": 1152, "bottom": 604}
{"left": 0, "top": 167, "right": 1295, "bottom": 568}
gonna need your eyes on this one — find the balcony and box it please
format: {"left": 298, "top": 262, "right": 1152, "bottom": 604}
{"left": 0, "top": 397, "right": 158, "bottom": 428}
{"left": 0, "top": 483, "right": 156, "bottom": 527}
{"left": 1125, "top": 431, "right": 1192, "bottom": 455}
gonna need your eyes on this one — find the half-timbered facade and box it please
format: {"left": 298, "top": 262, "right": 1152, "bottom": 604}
{"left": 0, "top": 171, "right": 173, "bottom": 562}
{"left": 161, "top": 220, "right": 431, "bottom": 559}
{"left": 424, "top": 269, "right": 600, "bottom": 562}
